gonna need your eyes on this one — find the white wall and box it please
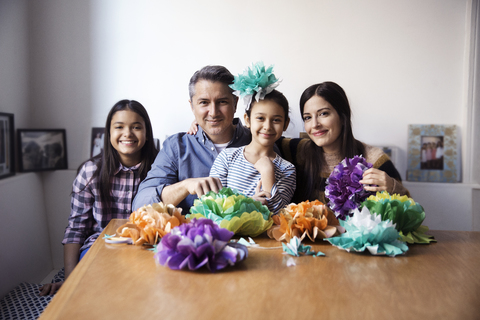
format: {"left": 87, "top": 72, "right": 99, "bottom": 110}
{"left": 0, "top": 174, "right": 52, "bottom": 297}
{"left": 90, "top": 0, "right": 469, "bottom": 181}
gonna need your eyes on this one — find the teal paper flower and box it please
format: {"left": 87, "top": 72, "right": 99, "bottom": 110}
{"left": 325, "top": 206, "right": 408, "bottom": 257}
{"left": 229, "top": 61, "right": 280, "bottom": 107}
{"left": 282, "top": 236, "right": 325, "bottom": 257}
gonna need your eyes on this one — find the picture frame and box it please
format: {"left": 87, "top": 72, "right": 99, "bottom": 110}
{"left": 407, "top": 124, "right": 460, "bottom": 182}
{"left": 17, "top": 129, "right": 68, "bottom": 172}
{"left": 0, "top": 112, "right": 15, "bottom": 180}
{"left": 375, "top": 146, "right": 399, "bottom": 167}
{"left": 91, "top": 127, "right": 105, "bottom": 158}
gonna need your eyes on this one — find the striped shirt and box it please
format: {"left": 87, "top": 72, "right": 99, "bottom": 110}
{"left": 62, "top": 160, "right": 141, "bottom": 251}
{"left": 210, "top": 146, "right": 296, "bottom": 214}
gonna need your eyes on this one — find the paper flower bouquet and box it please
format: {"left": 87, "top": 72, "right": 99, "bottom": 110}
{"left": 154, "top": 218, "right": 248, "bottom": 271}
{"left": 267, "top": 200, "right": 342, "bottom": 242}
{"left": 361, "top": 191, "right": 436, "bottom": 244}
{"left": 187, "top": 187, "right": 273, "bottom": 237}
{"left": 325, "top": 206, "right": 409, "bottom": 257}
{"left": 325, "top": 155, "right": 374, "bottom": 220}
{"left": 116, "top": 202, "right": 189, "bottom": 246}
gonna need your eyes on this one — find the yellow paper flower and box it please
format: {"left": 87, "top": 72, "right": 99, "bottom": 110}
{"left": 366, "top": 191, "right": 415, "bottom": 205}
{"left": 187, "top": 188, "right": 273, "bottom": 237}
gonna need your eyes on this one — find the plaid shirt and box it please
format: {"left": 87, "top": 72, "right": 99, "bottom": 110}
{"left": 62, "top": 160, "right": 141, "bottom": 251}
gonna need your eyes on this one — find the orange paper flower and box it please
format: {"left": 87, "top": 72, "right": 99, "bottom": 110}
{"left": 267, "top": 200, "right": 341, "bottom": 242}
{"left": 116, "top": 203, "right": 188, "bottom": 246}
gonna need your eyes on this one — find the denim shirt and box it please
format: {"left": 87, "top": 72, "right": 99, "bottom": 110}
{"left": 133, "top": 118, "right": 251, "bottom": 213}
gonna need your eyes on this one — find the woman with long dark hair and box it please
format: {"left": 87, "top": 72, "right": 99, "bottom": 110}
{"left": 40, "top": 99, "right": 158, "bottom": 295}
{"left": 277, "top": 81, "right": 409, "bottom": 203}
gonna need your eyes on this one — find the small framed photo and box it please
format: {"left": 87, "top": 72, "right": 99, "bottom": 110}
{"left": 0, "top": 112, "right": 15, "bottom": 180}
{"left": 17, "top": 129, "right": 68, "bottom": 172}
{"left": 407, "top": 124, "right": 460, "bottom": 182}
{"left": 375, "top": 146, "right": 399, "bottom": 167}
{"left": 91, "top": 127, "right": 105, "bottom": 158}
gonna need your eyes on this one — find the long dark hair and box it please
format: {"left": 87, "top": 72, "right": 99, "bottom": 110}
{"left": 78, "top": 100, "right": 158, "bottom": 213}
{"left": 295, "top": 82, "right": 365, "bottom": 201}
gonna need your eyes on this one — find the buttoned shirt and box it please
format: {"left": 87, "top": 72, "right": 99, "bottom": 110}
{"left": 133, "top": 118, "right": 251, "bottom": 213}
{"left": 63, "top": 160, "right": 141, "bottom": 251}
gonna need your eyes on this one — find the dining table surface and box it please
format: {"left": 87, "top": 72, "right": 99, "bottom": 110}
{"left": 40, "top": 219, "right": 480, "bottom": 320}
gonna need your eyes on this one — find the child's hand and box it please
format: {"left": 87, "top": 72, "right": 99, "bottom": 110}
{"left": 39, "top": 282, "right": 63, "bottom": 296}
{"left": 254, "top": 156, "right": 274, "bottom": 175}
{"left": 252, "top": 180, "right": 271, "bottom": 205}
{"left": 187, "top": 120, "right": 199, "bottom": 135}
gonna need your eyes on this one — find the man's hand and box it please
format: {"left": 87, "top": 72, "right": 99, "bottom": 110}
{"left": 184, "top": 177, "right": 223, "bottom": 197}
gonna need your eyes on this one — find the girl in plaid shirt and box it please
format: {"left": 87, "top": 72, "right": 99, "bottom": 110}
{"left": 40, "top": 100, "right": 158, "bottom": 296}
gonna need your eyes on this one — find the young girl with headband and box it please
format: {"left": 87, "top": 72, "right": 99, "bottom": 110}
{"left": 209, "top": 62, "right": 296, "bottom": 214}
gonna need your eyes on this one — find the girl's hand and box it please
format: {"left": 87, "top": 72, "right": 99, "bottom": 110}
{"left": 187, "top": 120, "right": 198, "bottom": 135}
{"left": 39, "top": 282, "right": 63, "bottom": 296}
{"left": 360, "top": 168, "right": 394, "bottom": 193}
{"left": 254, "top": 156, "right": 274, "bottom": 175}
{"left": 252, "top": 180, "right": 271, "bottom": 205}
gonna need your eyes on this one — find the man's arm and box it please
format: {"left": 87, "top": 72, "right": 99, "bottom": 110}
{"left": 161, "top": 177, "right": 222, "bottom": 206}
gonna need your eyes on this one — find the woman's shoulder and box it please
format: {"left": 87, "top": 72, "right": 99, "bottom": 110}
{"left": 276, "top": 137, "right": 310, "bottom": 163}
{"left": 362, "top": 143, "right": 390, "bottom": 169}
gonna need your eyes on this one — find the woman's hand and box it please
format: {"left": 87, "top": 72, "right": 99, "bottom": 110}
{"left": 187, "top": 120, "right": 198, "bottom": 135}
{"left": 39, "top": 281, "right": 63, "bottom": 296}
{"left": 360, "top": 168, "right": 395, "bottom": 193}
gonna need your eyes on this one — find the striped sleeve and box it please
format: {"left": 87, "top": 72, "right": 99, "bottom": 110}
{"left": 209, "top": 148, "right": 231, "bottom": 187}
{"left": 267, "top": 157, "right": 296, "bottom": 214}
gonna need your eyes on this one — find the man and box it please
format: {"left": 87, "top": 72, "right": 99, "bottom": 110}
{"left": 133, "top": 65, "right": 251, "bottom": 212}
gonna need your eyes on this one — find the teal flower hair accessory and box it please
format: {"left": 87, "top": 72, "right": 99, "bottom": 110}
{"left": 229, "top": 61, "right": 281, "bottom": 107}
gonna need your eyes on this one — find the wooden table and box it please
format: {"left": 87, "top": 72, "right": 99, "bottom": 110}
{"left": 40, "top": 219, "right": 480, "bottom": 320}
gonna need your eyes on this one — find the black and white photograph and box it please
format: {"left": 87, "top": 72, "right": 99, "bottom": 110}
{"left": 0, "top": 112, "right": 15, "bottom": 180}
{"left": 18, "top": 129, "right": 67, "bottom": 172}
{"left": 91, "top": 127, "right": 105, "bottom": 157}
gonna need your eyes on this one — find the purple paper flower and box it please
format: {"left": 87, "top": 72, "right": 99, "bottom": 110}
{"left": 325, "top": 155, "right": 373, "bottom": 220}
{"left": 154, "top": 218, "right": 248, "bottom": 271}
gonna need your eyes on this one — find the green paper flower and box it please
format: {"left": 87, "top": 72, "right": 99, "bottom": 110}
{"left": 361, "top": 191, "right": 436, "bottom": 244}
{"left": 187, "top": 187, "right": 273, "bottom": 237}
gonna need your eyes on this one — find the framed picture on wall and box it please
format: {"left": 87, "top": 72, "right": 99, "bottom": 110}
{"left": 374, "top": 146, "right": 399, "bottom": 167}
{"left": 17, "top": 129, "right": 68, "bottom": 172}
{"left": 91, "top": 127, "right": 105, "bottom": 158}
{"left": 406, "top": 124, "right": 460, "bottom": 182}
{"left": 0, "top": 112, "right": 15, "bottom": 180}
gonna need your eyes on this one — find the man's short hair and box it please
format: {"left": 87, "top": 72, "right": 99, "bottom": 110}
{"left": 188, "top": 65, "right": 235, "bottom": 100}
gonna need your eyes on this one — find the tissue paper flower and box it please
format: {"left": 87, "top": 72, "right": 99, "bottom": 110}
{"left": 325, "top": 155, "right": 374, "bottom": 220}
{"left": 116, "top": 202, "right": 188, "bottom": 246}
{"left": 154, "top": 218, "right": 248, "bottom": 271}
{"left": 267, "top": 200, "right": 342, "bottom": 242}
{"left": 229, "top": 61, "right": 281, "bottom": 107}
{"left": 282, "top": 236, "right": 325, "bottom": 257}
{"left": 325, "top": 206, "right": 409, "bottom": 257}
{"left": 187, "top": 187, "right": 273, "bottom": 237}
{"left": 362, "top": 191, "right": 436, "bottom": 244}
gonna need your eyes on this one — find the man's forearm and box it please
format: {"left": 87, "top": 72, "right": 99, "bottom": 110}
{"left": 160, "top": 181, "right": 189, "bottom": 206}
